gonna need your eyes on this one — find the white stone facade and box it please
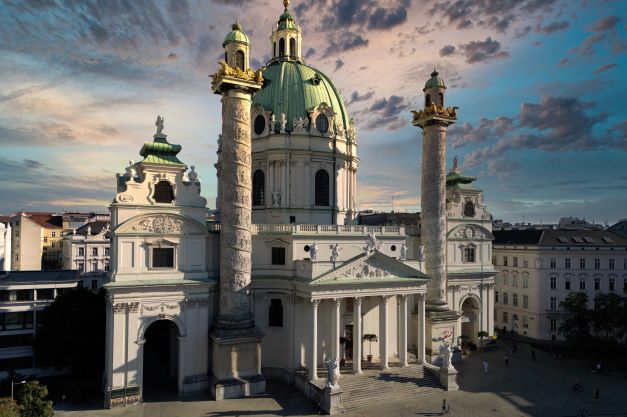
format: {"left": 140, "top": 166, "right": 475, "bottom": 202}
{"left": 0, "top": 221, "right": 10, "bottom": 272}
{"left": 63, "top": 221, "right": 111, "bottom": 289}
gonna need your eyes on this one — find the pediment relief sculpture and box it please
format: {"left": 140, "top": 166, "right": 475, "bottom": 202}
{"left": 117, "top": 214, "right": 206, "bottom": 235}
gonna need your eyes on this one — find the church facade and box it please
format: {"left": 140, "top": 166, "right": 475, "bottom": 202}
{"left": 103, "top": 1, "right": 495, "bottom": 409}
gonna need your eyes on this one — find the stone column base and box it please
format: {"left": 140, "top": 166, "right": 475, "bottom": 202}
{"left": 210, "top": 330, "right": 266, "bottom": 400}
{"left": 425, "top": 309, "right": 461, "bottom": 365}
{"left": 320, "top": 385, "right": 343, "bottom": 415}
{"left": 438, "top": 367, "right": 459, "bottom": 391}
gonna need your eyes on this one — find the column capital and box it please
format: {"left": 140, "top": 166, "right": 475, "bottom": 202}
{"left": 333, "top": 298, "right": 342, "bottom": 308}
{"left": 380, "top": 295, "right": 393, "bottom": 302}
{"left": 354, "top": 296, "right": 363, "bottom": 306}
{"left": 311, "top": 299, "right": 320, "bottom": 308}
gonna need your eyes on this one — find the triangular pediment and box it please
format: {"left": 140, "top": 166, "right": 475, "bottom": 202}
{"left": 312, "top": 251, "right": 428, "bottom": 284}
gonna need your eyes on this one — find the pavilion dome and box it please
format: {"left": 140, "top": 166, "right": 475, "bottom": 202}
{"left": 252, "top": 60, "right": 350, "bottom": 133}
{"left": 223, "top": 22, "right": 250, "bottom": 47}
{"left": 424, "top": 70, "right": 446, "bottom": 91}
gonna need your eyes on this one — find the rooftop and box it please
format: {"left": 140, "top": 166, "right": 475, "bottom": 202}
{"left": 0, "top": 270, "right": 80, "bottom": 285}
{"left": 493, "top": 229, "right": 627, "bottom": 247}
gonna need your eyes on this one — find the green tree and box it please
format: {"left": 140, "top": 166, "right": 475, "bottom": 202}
{"left": 0, "top": 398, "right": 19, "bottom": 417}
{"left": 15, "top": 381, "right": 54, "bottom": 417}
{"left": 35, "top": 287, "right": 106, "bottom": 378}
{"left": 592, "top": 292, "right": 624, "bottom": 339}
{"left": 558, "top": 292, "right": 592, "bottom": 343}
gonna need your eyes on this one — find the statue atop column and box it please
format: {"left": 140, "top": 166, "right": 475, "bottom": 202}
{"left": 155, "top": 115, "right": 165, "bottom": 136}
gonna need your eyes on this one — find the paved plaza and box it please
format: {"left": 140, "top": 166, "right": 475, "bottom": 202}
{"left": 56, "top": 342, "right": 627, "bottom": 417}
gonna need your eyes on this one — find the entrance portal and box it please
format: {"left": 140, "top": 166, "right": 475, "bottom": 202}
{"left": 143, "top": 320, "right": 179, "bottom": 399}
{"left": 461, "top": 297, "right": 480, "bottom": 344}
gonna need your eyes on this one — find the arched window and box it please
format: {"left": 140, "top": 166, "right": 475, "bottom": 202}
{"left": 268, "top": 299, "right": 283, "bottom": 327}
{"left": 225, "top": 52, "right": 228, "bottom": 63}
{"left": 252, "top": 170, "right": 265, "bottom": 206}
{"left": 273, "top": 41, "right": 277, "bottom": 57}
{"left": 254, "top": 114, "right": 266, "bottom": 135}
{"left": 425, "top": 94, "right": 431, "bottom": 107}
{"left": 315, "top": 169, "right": 329, "bottom": 206}
{"left": 279, "top": 38, "right": 285, "bottom": 57}
{"left": 315, "top": 114, "right": 329, "bottom": 134}
{"left": 235, "top": 50, "right": 245, "bottom": 70}
{"left": 438, "top": 92, "right": 444, "bottom": 106}
{"left": 289, "top": 38, "right": 296, "bottom": 58}
{"left": 153, "top": 181, "right": 174, "bottom": 203}
{"left": 464, "top": 201, "right": 475, "bottom": 217}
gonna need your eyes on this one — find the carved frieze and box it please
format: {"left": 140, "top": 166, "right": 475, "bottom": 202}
{"left": 132, "top": 215, "right": 184, "bottom": 234}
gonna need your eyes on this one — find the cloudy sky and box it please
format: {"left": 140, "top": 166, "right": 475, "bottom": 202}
{"left": 0, "top": 0, "right": 625, "bottom": 224}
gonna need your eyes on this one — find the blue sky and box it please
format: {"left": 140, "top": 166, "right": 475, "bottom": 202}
{"left": 0, "top": 0, "right": 625, "bottom": 224}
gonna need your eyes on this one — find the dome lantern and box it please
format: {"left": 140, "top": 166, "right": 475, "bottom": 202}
{"left": 423, "top": 69, "right": 446, "bottom": 107}
{"left": 222, "top": 21, "right": 251, "bottom": 71}
{"left": 269, "top": 0, "right": 303, "bottom": 63}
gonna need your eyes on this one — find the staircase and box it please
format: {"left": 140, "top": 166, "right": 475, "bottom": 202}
{"left": 325, "top": 363, "right": 444, "bottom": 413}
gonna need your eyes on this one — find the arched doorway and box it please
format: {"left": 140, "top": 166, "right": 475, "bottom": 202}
{"left": 143, "top": 320, "right": 179, "bottom": 399}
{"left": 460, "top": 297, "right": 481, "bottom": 344}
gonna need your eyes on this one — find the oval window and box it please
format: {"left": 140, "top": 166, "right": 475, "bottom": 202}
{"left": 315, "top": 114, "right": 329, "bottom": 134}
{"left": 254, "top": 115, "right": 266, "bottom": 135}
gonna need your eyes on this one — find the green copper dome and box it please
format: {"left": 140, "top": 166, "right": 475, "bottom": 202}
{"left": 424, "top": 70, "right": 446, "bottom": 90}
{"left": 278, "top": 9, "right": 296, "bottom": 30}
{"left": 252, "top": 61, "right": 350, "bottom": 133}
{"left": 223, "top": 22, "right": 250, "bottom": 47}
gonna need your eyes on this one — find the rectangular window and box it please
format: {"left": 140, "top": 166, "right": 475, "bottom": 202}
{"left": 51, "top": 232, "right": 56, "bottom": 237}
{"left": 503, "top": 312, "right": 508, "bottom": 324}
{"left": 550, "top": 297, "right": 557, "bottom": 310}
{"left": 523, "top": 315, "right": 529, "bottom": 328}
{"left": 609, "top": 278, "right": 615, "bottom": 291}
{"left": 513, "top": 293, "right": 518, "bottom": 306}
{"left": 495, "top": 291, "right": 499, "bottom": 304}
{"left": 565, "top": 278, "right": 571, "bottom": 290}
{"left": 550, "top": 319, "right": 557, "bottom": 332}
{"left": 43, "top": 236, "right": 48, "bottom": 243}
{"left": 37, "top": 289, "right": 54, "bottom": 300}
{"left": 92, "top": 247, "right": 98, "bottom": 256}
{"left": 77, "top": 262, "right": 84, "bottom": 272}
{"left": 78, "top": 247, "right": 84, "bottom": 256}
{"left": 51, "top": 241, "right": 55, "bottom": 248}
{"left": 91, "top": 280, "right": 98, "bottom": 290}
{"left": 503, "top": 256, "right": 508, "bottom": 266}
{"left": 594, "top": 258, "right": 600, "bottom": 270}
{"left": 523, "top": 259, "right": 529, "bottom": 268}
{"left": 503, "top": 292, "right": 508, "bottom": 305}
{"left": 550, "top": 276, "right": 556, "bottom": 289}
{"left": 492, "top": 256, "right": 497, "bottom": 266}
{"left": 1, "top": 312, "right": 34, "bottom": 330}
{"left": 513, "top": 257, "right": 518, "bottom": 267}
{"left": 550, "top": 258, "right": 556, "bottom": 269}
{"left": 523, "top": 276, "right": 529, "bottom": 288}
{"left": 523, "top": 295, "right": 529, "bottom": 309}
{"left": 104, "top": 261, "right": 109, "bottom": 272}
{"left": 105, "top": 247, "right": 110, "bottom": 256}
{"left": 512, "top": 276, "right": 518, "bottom": 287}
{"left": 565, "top": 258, "right": 571, "bottom": 269}
{"left": 153, "top": 248, "right": 174, "bottom": 268}
{"left": 579, "top": 279, "right": 586, "bottom": 290}
{"left": 580, "top": 258, "right": 586, "bottom": 269}
{"left": 271, "top": 247, "right": 286, "bottom": 265}
{"left": 609, "top": 259, "right": 615, "bottom": 270}
{"left": 463, "top": 247, "right": 475, "bottom": 263}
{"left": 594, "top": 277, "right": 600, "bottom": 291}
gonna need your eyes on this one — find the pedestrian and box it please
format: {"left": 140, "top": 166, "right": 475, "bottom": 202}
{"left": 531, "top": 350, "right": 536, "bottom": 361}
{"left": 594, "top": 388, "right": 599, "bottom": 402}
{"left": 504, "top": 354, "right": 509, "bottom": 367}
{"left": 483, "top": 360, "right": 489, "bottom": 373}
{"left": 441, "top": 398, "right": 448, "bottom": 414}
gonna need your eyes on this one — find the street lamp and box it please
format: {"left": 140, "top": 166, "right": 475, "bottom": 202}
{"left": 11, "top": 380, "right": 26, "bottom": 400}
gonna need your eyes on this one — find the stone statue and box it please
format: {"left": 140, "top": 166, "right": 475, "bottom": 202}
{"left": 348, "top": 120, "right": 356, "bottom": 142}
{"left": 310, "top": 242, "right": 319, "bottom": 261}
{"left": 335, "top": 123, "right": 345, "bottom": 139}
{"left": 217, "top": 134, "right": 222, "bottom": 152}
{"left": 418, "top": 244, "right": 425, "bottom": 262}
{"left": 365, "top": 232, "right": 378, "bottom": 253}
{"left": 400, "top": 241, "right": 407, "bottom": 261}
{"left": 270, "top": 113, "right": 277, "bottom": 133}
{"left": 293, "top": 116, "right": 307, "bottom": 133}
{"left": 324, "top": 358, "right": 339, "bottom": 388}
{"left": 87, "top": 225, "right": 92, "bottom": 236}
{"left": 125, "top": 160, "right": 136, "bottom": 182}
{"left": 279, "top": 113, "right": 287, "bottom": 133}
{"left": 155, "top": 115, "right": 165, "bottom": 136}
{"left": 271, "top": 189, "right": 281, "bottom": 207}
{"left": 440, "top": 343, "right": 453, "bottom": 369}
{"left": 330, "top": 243, "right": 341, "bottom": 263}
{"left": 452, "top": 155, "right": 458, "bottom": 171}
{"left": 188, "top": 165, "right": 198, "bottom": 182}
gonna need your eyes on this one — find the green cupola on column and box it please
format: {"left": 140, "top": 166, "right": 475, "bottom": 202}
{"left": 223, "top": 21, "right": 251, "bottom": 71}
{"left": 269, "top": 0, "right": 303, "bottom": 63}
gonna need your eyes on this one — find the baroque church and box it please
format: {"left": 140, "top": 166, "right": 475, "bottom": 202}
{"left": 103, "top": 0, "right": 495, "bottom": 411}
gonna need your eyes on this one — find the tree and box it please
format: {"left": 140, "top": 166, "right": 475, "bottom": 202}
{"left": 15, "top": 381, "right": 54, "bottom": 417}
{"left": 35, "top": 287, "right": 106, "bottom": 378}
{"left": 363, "top": 334, "right": 378, "bottom": 356}
{"left": 592, "top": 293, "right": 624, "bottom": 339}
{"left": 0, "top": 398, "right": 19, "bottom": 417}
{"left": 558, "top": 292, "right": 592, "bottom": 343}
{"left": 477, "top": 331, "right": 489, "bottom": 348}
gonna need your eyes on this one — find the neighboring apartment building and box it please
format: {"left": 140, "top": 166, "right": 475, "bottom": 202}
{"left": 493, "top": 229, "right": 627, "bottom": 341}
{"left": 0, "top": 270, "right": 80, "bottom": 373}
{"left": 63, "top": 221, "right": 111, "bottom": 289}
{"left": 0, "top": 217, "right": 11, "bottom": 271}
{"left": 10, "top": 212, "right": 64, "bottom": 271}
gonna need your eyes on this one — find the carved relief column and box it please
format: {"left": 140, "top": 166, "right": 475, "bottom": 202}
{"left": 310, "top": 299, "right": 320, "bottom": 381}
{"left": 352, "top": 297, "right": 363, "bottom": 374}
{"left": 398, "top": 295, "right": 408, "bottom": 367}
{"left": 210, "top": 50, "right": 264, "bottom": 399}
{"left": 379, "top": 295, "right": 390, "bottom": 370}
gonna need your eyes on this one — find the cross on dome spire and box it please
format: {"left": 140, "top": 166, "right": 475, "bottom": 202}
{"left": 283, "top": 0, "right": 290, "bottom": 9}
